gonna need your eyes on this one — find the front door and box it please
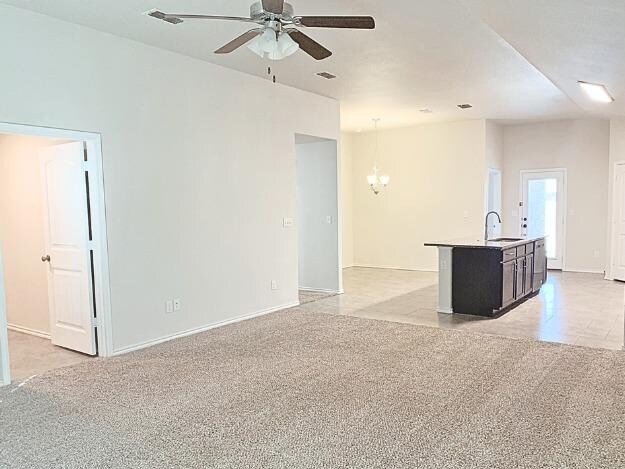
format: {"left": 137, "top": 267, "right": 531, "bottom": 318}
{"left": 41, "top": 142, "right": 96, "bottom": 355}
{"left": 521, "top": 170, "right": 566, "bottom": 270}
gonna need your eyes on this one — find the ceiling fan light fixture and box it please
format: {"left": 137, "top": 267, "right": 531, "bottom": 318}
{"left": 278, "top": 31, "right": 299, "bottom": 56}
{"left": 247, "top": 28, "right": 299, "bottom": 60}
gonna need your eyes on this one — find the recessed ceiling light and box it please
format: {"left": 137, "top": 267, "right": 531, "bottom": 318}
{"left": 317, "top": 72, "right": 337, "bottom": 80}
{"left": 419, "top": 108, "right": 433, "bottom": 113}
{"left": 578, "top": 81, "right": 614, "bottom": 103}
{"left": 457, "top": 104, "right": 473, "bottom": 109}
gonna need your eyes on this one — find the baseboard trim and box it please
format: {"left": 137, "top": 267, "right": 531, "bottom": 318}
{"left": 563, "top": 268, "right": 606, "bottom": 275}
{"left": 350, "top": 264, "right": 438, "bottom": 273}
{"left": 299, "top": 287, "right": 341, "bottom": 294}
{"left": 7, "top": 324, "right": 51, "bottom": 340}
{"left": 112, "top": 301, "right": 300, "bottom": 356}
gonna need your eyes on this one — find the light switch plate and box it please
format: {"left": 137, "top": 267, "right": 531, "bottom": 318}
{"left": 283, "top": 218, "right": 294, "bottom": 228}
{"left": 173, "top": 298, "right": 181, "bottom": 311}
{"left": 326, "top": 215, "right": 333, "bottom": 224}
{"left": 166, "top": 300, "right": 174, "bottom": 313}
{"left": 271, "top": 280, "right": 278, "bottom": 291}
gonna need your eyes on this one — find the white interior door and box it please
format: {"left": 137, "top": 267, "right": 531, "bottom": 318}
{"left": 41, "top": 142, "right": 96, "bottom": 355}
{"left": 611, "top": 163, "right": 625, "bottom": 281}
{"left": 521, "top": 170, "right": 566, "bottom": 270}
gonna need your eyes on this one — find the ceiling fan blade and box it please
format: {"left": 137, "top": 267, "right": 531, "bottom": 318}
{"left": 148, "top": 11, "right": 258, "bottom": 24}
{"left": 287, "top": 30, "right": 332, "bottom": 60}
{"left": 262, "top": 0, "right": 284, "bottom": 14}
{"left": 215, "top": 29, "right": 263, "bottom": 54}
{"left": 297, "top": 16, "right": 376, "bottom": 29}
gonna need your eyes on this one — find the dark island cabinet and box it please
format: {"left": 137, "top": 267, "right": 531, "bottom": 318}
{"left": 452, "top": 238, "right": 546, "bottom": 317}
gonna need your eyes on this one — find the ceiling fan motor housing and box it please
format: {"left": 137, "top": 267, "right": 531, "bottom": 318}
{"left": 250, "top": 1, "right": 294, "bottom": 21}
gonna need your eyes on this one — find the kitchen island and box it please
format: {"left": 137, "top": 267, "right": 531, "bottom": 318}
{"left": 425, "top": 237, "right": 547, "bottom": 317}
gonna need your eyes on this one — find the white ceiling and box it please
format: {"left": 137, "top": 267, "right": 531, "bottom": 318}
{"left": 4, "top": 0, "right": 624, "bottom": 131}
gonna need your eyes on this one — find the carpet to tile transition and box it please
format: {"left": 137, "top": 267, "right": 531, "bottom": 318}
{"left": 1, "top": 308, "right": 625, "bottom": 468}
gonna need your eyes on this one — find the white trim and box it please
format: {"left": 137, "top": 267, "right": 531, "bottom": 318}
{"left": 563, "top": 268, "right": 606, "bottom": 275}
{"left": 608, "top": 160, "right": 625, "bottom": 281}
{"left": 0, "top": 249, "right": 9, "bottom": 386}
{"left": 112, "top": 301, "right": 300, "bottom": 356}
{"left": 7, "top": 324, "right": 51, "bottom": 340}
{"left": 0, "top": 122, "right": 114, "bottom": 387}
{"left": 299, "top": 287, "right": 342, "bottom": 294}
{"left": 351, "top": 264, "right": 438, "bottom": 273}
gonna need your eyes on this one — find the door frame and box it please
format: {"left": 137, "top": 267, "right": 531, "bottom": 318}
{"left": 519, "top": 168, "right": 568, "bottom": 270}
{"left": 608, "top": 160, "right": 625, "bottom": 281}
{"left": 484, "top": 168, "right": 503, "bottom": 237}
{"left": 0, "top": 122, "right": 113, "bottom": 386}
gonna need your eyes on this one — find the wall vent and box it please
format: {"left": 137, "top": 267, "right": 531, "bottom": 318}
{"left": 457, "top": 103, "right": 473, "bottom": 109}
{"left": 317, "top": 72, "right": 337, "bottom": 80}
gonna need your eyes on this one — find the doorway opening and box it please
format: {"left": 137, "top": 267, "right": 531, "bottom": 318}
{"left": 0, "top": 123, "right": 112, "bottom": 386}
{"left": 520, "top": 169, "right": 567, "bottom": 270}
{"left": 484, "top": 168, "right": 502, "bottom": 239}
{"left": 294, "top": 134, "right": 340, "bottom": 305}
{"left": 610, "top": 161, "right": 625, "bottom": 281}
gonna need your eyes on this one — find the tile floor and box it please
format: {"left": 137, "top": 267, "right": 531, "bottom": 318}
{"left": 7, "top": 330, "right": 93, "bottom": 383}
{"left": 298, "top": 290, "right": 337, "bottom": 305}
{"left": 297, "top": 267, "right": 625, "bottom": 350}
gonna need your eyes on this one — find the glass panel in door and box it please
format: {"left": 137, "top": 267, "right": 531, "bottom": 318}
{"left": 521, "top": 171, "right": 565, "bottom": 270}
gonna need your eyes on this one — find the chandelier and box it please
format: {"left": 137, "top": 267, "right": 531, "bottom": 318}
{"left": 366, "top": 118, "right": 390, "bottom": 195}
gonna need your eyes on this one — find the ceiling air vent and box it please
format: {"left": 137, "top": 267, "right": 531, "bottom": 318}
{"left": 146, "top": 10, "right": 183, "bottom": 25}
{"left": 317, "top": 72, "right": 337, "bottom": 80}
{"left": 457, "top": 103, "right": 473, "bottom": 109}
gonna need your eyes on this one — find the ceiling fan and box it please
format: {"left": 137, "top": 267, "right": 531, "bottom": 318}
{"left": 148, "top": 0, "right": 375, "bottom": 61}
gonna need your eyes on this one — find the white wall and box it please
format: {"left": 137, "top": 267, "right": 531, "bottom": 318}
{"left": 296, "top": 140, "right": 340, "bottom": 291}
{"left": 486, "top": 121, "right": 504, "bottom": 171}
{"left": 0, "top": 6, "right": 339, "bottom": 352}
{"left": 606, "top": 119, "right": 625, "bottom": 278}
{"left": 502, "top": 119, "right": 610, "bottom": 273}
{"left": 0, "top": 135, "right": 67, "bottom": 336}
{"left": 351, "top": 120, "right": 487, "bottom": 271}
{"left": 340, "top": 132, "right": 354, "bottom": 268}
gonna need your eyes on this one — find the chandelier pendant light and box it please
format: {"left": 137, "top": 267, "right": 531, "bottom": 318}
{"left": 367, "top": 118, "right": 390, "bottom": 195}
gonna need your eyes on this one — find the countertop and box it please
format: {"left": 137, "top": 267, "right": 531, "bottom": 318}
{"left": 424, "top": 236, "right": 545, "bottom": 250}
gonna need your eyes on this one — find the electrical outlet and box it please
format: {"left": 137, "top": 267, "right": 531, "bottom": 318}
{"left": 271, "top": 280, "right": 278, "bottom": 291}
{"left": 173, "top": 298, "right": 181, "bottom": 311}
{"left": 593, "top": 250, "right": 601, "bottom": 259}
{"left": 166, "top": 300, "right": 174, "bottom": 313}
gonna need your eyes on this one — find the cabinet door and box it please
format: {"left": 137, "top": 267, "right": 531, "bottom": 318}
{"left": 502, "top": 261, "right": 515, "bottom": 307}
{"left": 533, "top": 241, "right": 546, "bottom": 291}
{"left": 515, "top": 258, "right": 525, "bottom": 299}
{"left": 525, "top": 254, "right": 534, "bottom": 294}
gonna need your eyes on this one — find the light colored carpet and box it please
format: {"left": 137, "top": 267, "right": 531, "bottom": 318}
{"left": 1, "top": 309, "right": 625, "bottom": 468}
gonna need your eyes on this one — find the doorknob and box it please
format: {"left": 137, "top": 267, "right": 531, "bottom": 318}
{"left": 41, "top": 255, "right": 51, "bottom": 262}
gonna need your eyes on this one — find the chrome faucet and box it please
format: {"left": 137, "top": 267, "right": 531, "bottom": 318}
{"left": 485, "top": 211, "right": 502, "bottom": 241}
